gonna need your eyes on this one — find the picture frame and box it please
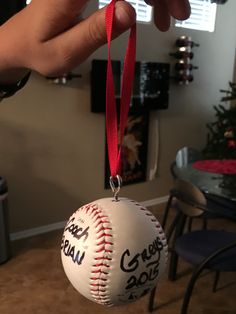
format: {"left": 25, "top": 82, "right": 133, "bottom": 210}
{"left": 105, "top": 110, "right": 149, "bottom": 188}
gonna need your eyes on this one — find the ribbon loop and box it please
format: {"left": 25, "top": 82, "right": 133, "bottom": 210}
{"left": 105, "top": 0, "right": 136, "bottom": 179}
{"left": 109, "top": 175, "right": 123, "bottom": 201}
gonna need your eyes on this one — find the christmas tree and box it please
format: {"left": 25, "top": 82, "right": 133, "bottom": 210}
{"left": 202, "top": 82, "right": 236, "bottom": 159}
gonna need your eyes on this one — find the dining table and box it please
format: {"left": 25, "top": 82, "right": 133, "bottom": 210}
{"left": 172, "top": 159, "right": 236, "bottom": 220}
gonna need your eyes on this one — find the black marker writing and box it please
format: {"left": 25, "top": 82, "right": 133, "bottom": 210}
{"left": 120, "top": 236, "right": 164, "bottom": 291}
{"left": 61, "top": 236, "right": 85, "bottom": 265}
{"left": 120, "top": 236, "right": 163, "bottom": 272}
{"left": 125, "top": 260, "right": 160, "bottom": 290}
{"left": 64, "top": 218, "right": 90, "bottom": 242}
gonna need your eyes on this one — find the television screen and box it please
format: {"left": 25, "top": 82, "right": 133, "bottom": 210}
{"left": 91, "top": 59, "right": 170, "bottom": 113}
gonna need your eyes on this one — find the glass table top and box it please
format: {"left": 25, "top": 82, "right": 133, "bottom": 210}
{"left": 173, "top": 163, "right": 236, "bottom": 203}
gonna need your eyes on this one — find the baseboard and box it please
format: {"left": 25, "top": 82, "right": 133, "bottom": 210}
{"left": 10, "top": 195, "right": 168, "bottom": 241}
{"left": 140, "top": 196, "right": 169, "bottom": 207}
{"left": 10, "top": 221, "right": 67, "bottom": 241}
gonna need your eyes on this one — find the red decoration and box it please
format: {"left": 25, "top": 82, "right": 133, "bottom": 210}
{"left": 193, "top": 160, "right": 236, "bottom": 174}
{"left": 228, "top": 140, "right": 236, "bottom": 149}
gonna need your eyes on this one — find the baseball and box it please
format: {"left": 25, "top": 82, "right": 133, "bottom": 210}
{"left": 61, "top": 197, "right": 168, "bottom": 306}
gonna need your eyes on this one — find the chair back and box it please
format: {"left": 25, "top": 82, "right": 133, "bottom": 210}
{"left": 170, "top": 161, "right": 178, "bottom": 179}
{"left": 176, "top": 147, "right": 202, "bottom": 168}
{"left": 174, "top": 179, "right": 207, "bottom": 217}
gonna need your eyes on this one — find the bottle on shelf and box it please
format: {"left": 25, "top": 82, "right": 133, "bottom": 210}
{"left": 175, "top": 62, "right": 198, "bottom": 71}
{"left": 169, "top": 51, "right": 194, "bottom": 59}
{"left": 175, "top": 73, "right": 194, "bottom": 84}
{"left": 170, "top": 36, "right": 199, "bottom": 85}
{"left": 176, "top": 36, "right": 200, "bottom": 48}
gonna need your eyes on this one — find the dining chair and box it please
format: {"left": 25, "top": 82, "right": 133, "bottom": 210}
{"left": 162, "top": 146, "right": 224, "bottom": 231}
{"left": 162, "top": 146, "right": 202, "bottom": 230}
{"left": 175, "top": 146, "right": 202, "bottom": 169}
{"left": 167, "top": 179, "right": 236, "bottom": 314}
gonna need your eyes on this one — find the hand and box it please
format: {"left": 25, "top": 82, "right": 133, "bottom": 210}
{"left": 145, "top": 0, "right": 191, "bottom": 31}
{"left": 0, "top": 0, "right": 190, "bottom": 85}
{"left": 0, "top": 0, "right": 136, "bottom": 83}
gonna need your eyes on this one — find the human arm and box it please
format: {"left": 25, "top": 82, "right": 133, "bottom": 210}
{"left": 0, "top": 0, "right": 191, "bottom": 91}
{"left": 0, "top": 0, "right": 136, "bottom": 88}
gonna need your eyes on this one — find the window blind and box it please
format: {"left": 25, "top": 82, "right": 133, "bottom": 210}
{"left": 99, "top": 0, "right": 152, "bottom": 23}
{"left": 26, "top": 0, "right": 152, "bottom": 23}
{"left": 175, "top": 0, "right": 217, "bottom": 32}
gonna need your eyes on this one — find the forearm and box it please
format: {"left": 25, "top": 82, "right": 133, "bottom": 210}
{"left": 0, "top": 21, "right": 31, "bottom": 100}
{"left": 0, "top": 22, "right": 29, "bottom": 85}
{"left": 0, "top": 0, "right": 191, "bottom": 90}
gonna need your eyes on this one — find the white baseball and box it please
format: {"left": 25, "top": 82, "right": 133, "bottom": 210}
{"left": 61, "top": 197, "right": 168, "bottom": 306}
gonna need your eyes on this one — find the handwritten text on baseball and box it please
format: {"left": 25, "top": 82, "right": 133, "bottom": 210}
{"left": 61, "top": 217, "right": 89, "bottom": 265}
{"left": 120, "top": 236, "right": 163, "bottom": 290}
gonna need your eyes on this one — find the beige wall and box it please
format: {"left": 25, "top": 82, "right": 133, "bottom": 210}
{"left": 1, "top": 2, "right": 236, "bottom": 232}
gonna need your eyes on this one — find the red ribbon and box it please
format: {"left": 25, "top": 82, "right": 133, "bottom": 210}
{"left": 105, "top": 0, "right": 136, "bottom": 178}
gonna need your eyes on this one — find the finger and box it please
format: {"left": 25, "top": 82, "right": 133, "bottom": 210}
{"left": 40, "top": 1, "right": 136, "bottom": 75}
{"left": 167, "top": 0, "right": 191, "bottom": 20}
{"left": 33, "top": 0, "right": 90, "bottom": 41}
{"left": 153, "top": 0, "right": 171, "bottom": 31}
{"left": 144, "top": 0, "right": 155, "bottom": 6}
{"left": 43, "top": 0, "right": 89, "bottom": 17}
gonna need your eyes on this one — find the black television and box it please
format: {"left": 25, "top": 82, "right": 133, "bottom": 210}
{"left": 91, "top": 59, "right": 170, "bottom": 113}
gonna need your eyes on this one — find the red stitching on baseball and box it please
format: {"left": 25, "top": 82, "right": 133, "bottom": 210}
{"left": 87, "top": 203, "right": 113, "bottom": 305}
{"left": 134, "top": 201, "right": 169, "bottom": 266}
{"left": 95, "top": 221, "right": 110, "bottom": 228}
{"left": 91, "top": 270, "right": 109, "bottom": 275}
{"left": 96, "top": 248, "right": 113, "bottom": 253}
{"left": 96, "top": 240, "right": 113, "bottom": 246}
{"left": 93, "top": 263, "right": 110, "bottom": 268}
{"left": 91, "top": 289, "right": 106, "bottom": 293}
{"left": 90, "top": 277, "right": 108, "bottom": 281}
{"left": 93, "top": 290, "right": 107, "bottom": 299}
{"left": 82, "top": 204, "right": 99, "bottom": 215}
{"left": 90, "top": 287, "right": 106, "bottom": 291}
{"left": 96, "top": 226, "right": 112, "bottom": 233}
{"left": 90, "top": 283, "right": 107, "bottom": 287}
{"left": 94, "top": 215, "right": 108, "bottom": 222}
{"left": 97, "top": 232, "right": 112, "bottom": 239}
{"left": 95, "top": 256, "right": 112, "bottom": 261}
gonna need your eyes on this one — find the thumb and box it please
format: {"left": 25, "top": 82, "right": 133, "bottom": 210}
{"left": 80, "top": 1, "right": 136, "bottom": 48}
{"left": 46, "top": 1, "right": 136, "bottom": 74}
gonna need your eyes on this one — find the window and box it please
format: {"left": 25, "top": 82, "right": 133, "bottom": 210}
{"left": 26, "top": 0, "right": 152, "bottom": 23}
{"left": 99, "top": 0, "right": 152, "bottom": 23}
{"left": 175, "top": 0, "right": 217, "bottom": 32}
